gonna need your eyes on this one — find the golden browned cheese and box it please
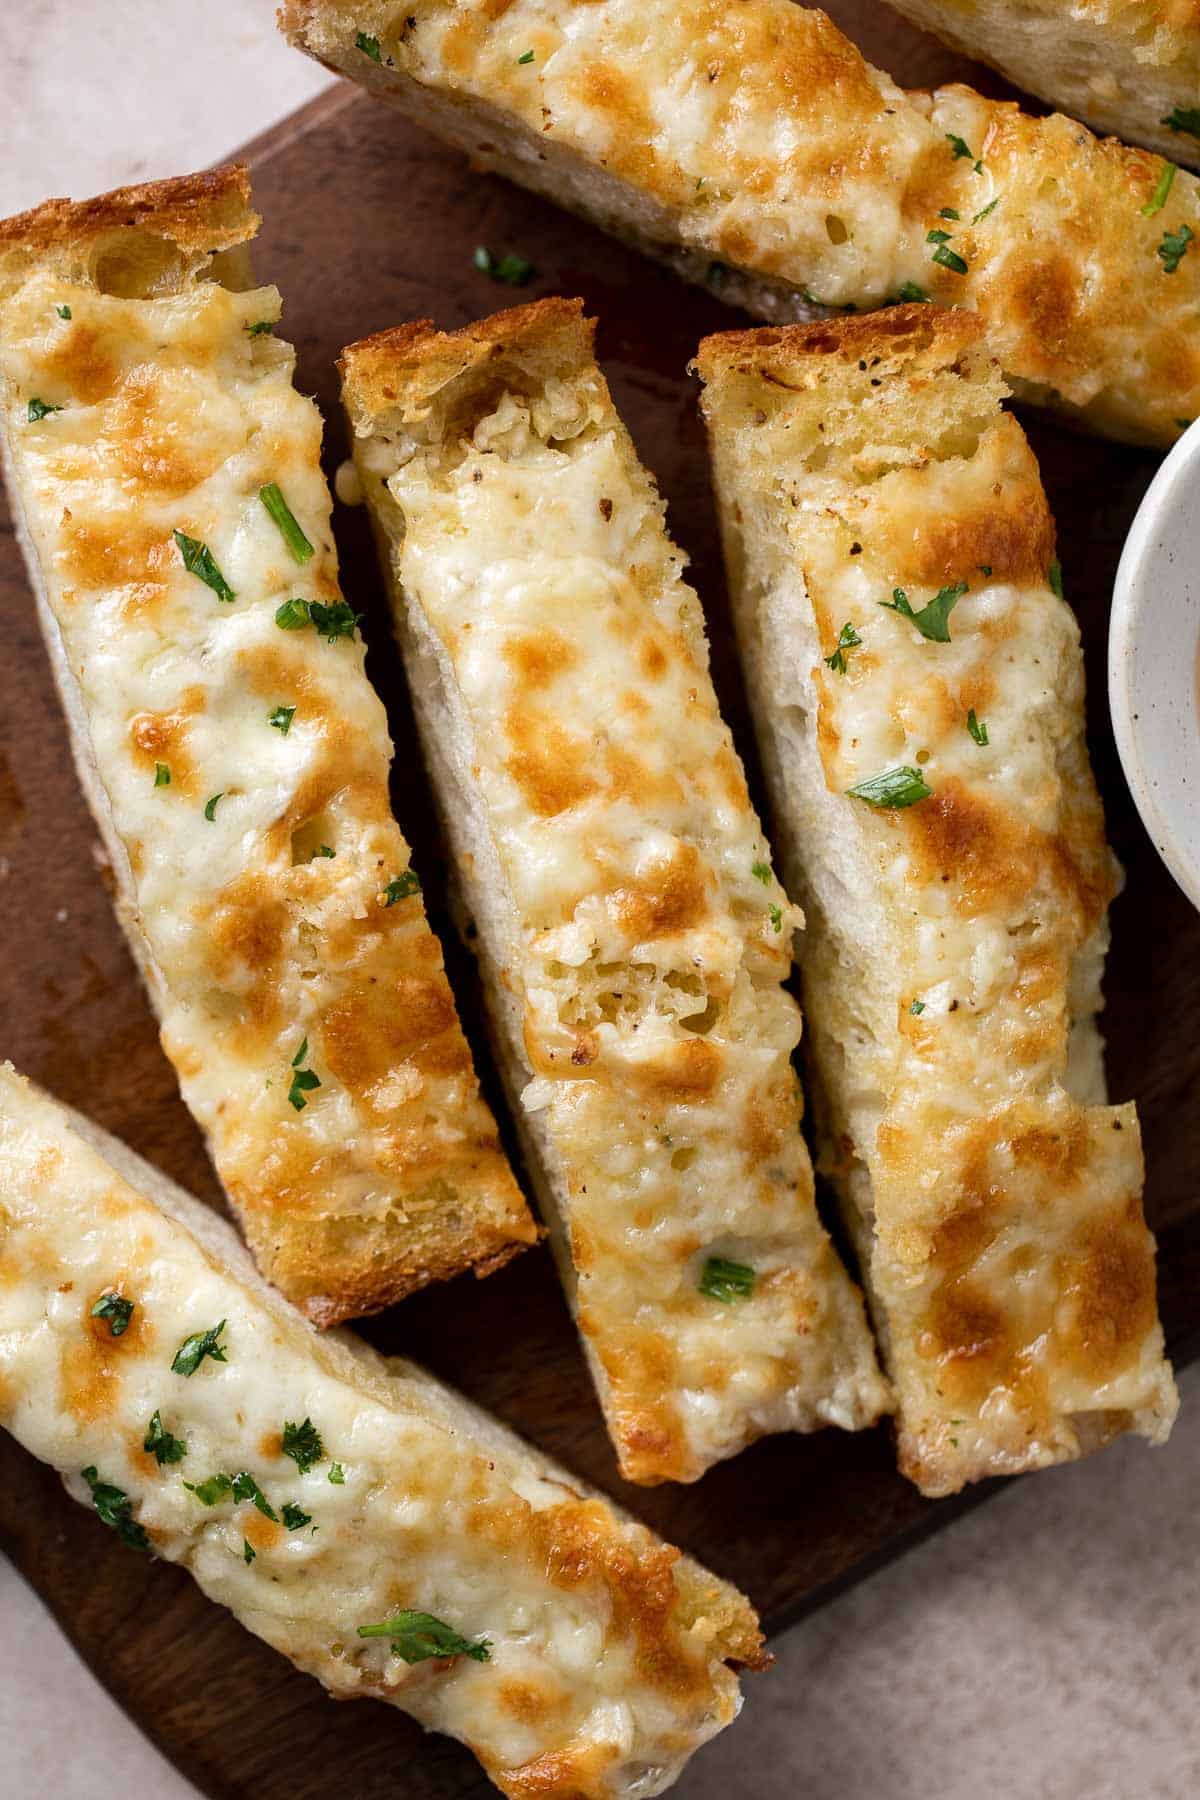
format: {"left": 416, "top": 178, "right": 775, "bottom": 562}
{"left": 696, "top": 307, "right": 1178, "bottom": 1494}
{"left": 341, "top": 298, "right": 890, "bottom": 1484}
{"left": 879, "top": 0, "right": 1200, "bottom": 168}
{"left": 0, "top": 1063, "right": 765, "bottom": 1797}
{"left": 0, "top": 166, "right": 534, "bottom": 1325}
{"left": 283, "top": 0, "right": 1200, "bottom": 446}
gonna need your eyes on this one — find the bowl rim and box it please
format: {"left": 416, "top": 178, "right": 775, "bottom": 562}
{"left": 1108, "top": 419, "right": 1200, "bottom": 915}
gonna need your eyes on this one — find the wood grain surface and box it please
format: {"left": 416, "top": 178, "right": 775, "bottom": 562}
{"left": 1, "top": 8, "right": 1198, "bottom": 1796}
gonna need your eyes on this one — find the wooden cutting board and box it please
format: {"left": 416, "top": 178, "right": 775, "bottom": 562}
{"left": 2, "top": 9, "right": 1199, "bottom": 1796}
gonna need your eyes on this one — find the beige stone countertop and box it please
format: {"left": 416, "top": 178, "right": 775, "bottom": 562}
{"left": 1, "top": 4, "right": 1196, "bottom": 1795}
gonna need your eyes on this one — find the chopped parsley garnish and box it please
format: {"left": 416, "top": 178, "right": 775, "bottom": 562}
{"left": 260, "top": 483, "right": 314, "bottom": 563}
{"left": 880, "top": 581, "right": 968, "bottom": 642}
{"left": 82, "top": 1466, "right": 150, "bottom": 1552}
{"left": 204, "top": 792, "right": 223, "bottom": 821}
{"left": 909, "top": 999, "right": 926, "bottom": 1016}
{"left": 751, "top": 860, "right": 772, "bottom": 884}
{"left": 314, "top": 844, "right": 336, "bottom": 858}
{"left": 1142, "top": 162, "right": 1177, "bottom": 217}
{"left": 172, "top": 1319, "right": 227, "bottom": 1376}
{"left": 928, "top": 232, "right": 969, "bottom": 276}
{"left": 144, "top": 1411, "right": 187, "bottom": 1466}
{"left": 824, "top": 619, "right": 862, "bottom": 673}
{"left": 274, "top": 597, "right": 360, "bottom": 640}
{"left": 896, "top": 281, "right": 928, "bottom": 302}
{"left": 967, "top": 708, "right": 989, "bottom": 746}
{"left": 185, "top": 1472, "right": 233, "bottom": 1505}
{"left": 1162, "top": 107, "right": 1200, "bottom": 139}
{"left": 356, "top": 30, "right": 382, "bottom": 60}
{"left": 90, "top": 1291, "right": 134, "bottom": 1337}
{"left": 56, "top": 304, "right": 72, "bottom": 320}
{"left": 517, "top": 47, "right": 535, "bottom": 62}
{"left": 185, "top": 1471, "right": 278, "bottom": 1520}
{"left": 232, "top": 1474, "right": 276, "bottom": 1519}
{"left": 946, "top": 132, "right": 982, "bottom": 172}
{"left": 26, "top": 397, "right": 62, "bottom": 421}
{"left": 980, "top": 564, "right": 993, "bottom": 577}
{"left": 154, "top": 763, "right": 171, "bottom": 788}
{"left": 1048, "top": 560, "right": 1064, "bottom": 598}
{"left": 972, "top": 198, "right": 999, "bottom": 224}
{"left": 939, "top": 207, "right": 960, "bottom": 220}
{"left": 246, "top": 319, "right": 274, "bottom": 336}
{"left": 282, "top": 1503, "right": 312, "bottom": 1531}
{"left": 328, "top": 1463, "right": 346, "bottom": 1485}
{"left": 698, "top": 1256, "right": 756, "bottom": 1303}
{"left": 243, "top": 1539, "right": 256, "bottom": 1564}
{"left": 473, "top": 245, "right": 534, "bottom": 286}
{"left": 846, "top": 766, "right": 933, "bottom": 809}
{"left": 1158, "top": 222, "right": 1194, "bottom": 273}
{"left": 383, "top": 869, "right": 421, "bottom": 905}
{"left": 357, "top": 1611, "right": 492, "bottom": 1665}
{"left": 269, "top": 705, "right": 296, "bottom": 734}
{"left": 767, "top": 903, "right": 783, "bottom": 932}
{"left": 275, "top": 597, "right": 310, "bottom": 629}
{"left": 173, "top": 528, "right": 235, "bottom": 602}
{"left": 288, "top": 1036, "right": 321, "bottom": 1112}
{"left": 281, "top": 1417, "right": 324, "bottom": 1474}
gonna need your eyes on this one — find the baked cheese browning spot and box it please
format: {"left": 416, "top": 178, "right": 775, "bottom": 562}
{"left": 697, "top": 306, "right": 1178, "bottom": 1497}
{"left": 340, "top": 297, "right": 891, "bottom": 1486}
{"left": 0, "top": 168, "right": 535, "bottom": 1325}
{"left": 283, "top": 0, "right": 1200, "bottom": 446}
{"left": 0, "top": 1065, "right": 764, "bottom": 1792}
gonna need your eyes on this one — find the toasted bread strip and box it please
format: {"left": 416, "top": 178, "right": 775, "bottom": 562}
{"left": 281, "top": 0, "right": 1200, "bottom": 448}
{"left": 696, "top": 307, "right": 1179, "bottom": 1495}
{"left": 340, "top": 298, "right": 891, "bottom": 1486}
{"left": 880, "top": 0, "right": 1200, "bottom": 170}
{"left": 0, "top": 1060, "right": 765, "bottom": 1797}
{"left": 0, "top": 166, "right": 535, "bottom": 1325}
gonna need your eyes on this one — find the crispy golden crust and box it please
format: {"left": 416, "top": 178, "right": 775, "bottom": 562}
{"left": 286, "top": 0, "right": 1200, "bottom": 446}
{"left": 698, "top": 309, "right": 1178, "bottom": 1494}
{"left": 0, "top": 171, "right": 535, "bottom": 1326}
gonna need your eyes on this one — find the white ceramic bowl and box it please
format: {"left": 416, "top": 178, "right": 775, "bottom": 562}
{"left": 1109, "top": 421, "right": 1200, "bottom": 913}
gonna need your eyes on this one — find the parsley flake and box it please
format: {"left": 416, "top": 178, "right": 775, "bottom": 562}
{"left": 282, "top": 1417, "right": 324, "bottom": 1474}
{"left": 881, "top": 581, "right": 968, "bottom": 642}
{"left": 154, "top": 763, "right": 171, "bottom": 788}
{"left": 268, "top": 705, "right": 296, "bottom": 734}
{"left": 328, "top": 1463, "right": 346, "bottom": 1485}
{"left": 172, "top": 1320, "right": 227, "bottom": 1376}
{"left": 56, "top": 304, "right": 72, "bottom": 320}
{"left": 246, "top": 319, "right": 274, "bottom": 336}
{"left": 82, "top": 1466, "right": 150, "bottom": 1552}
{"left": 824, "top": 619, "right": 862, "bottom": 673}
{"left": 1143, "top": 162, "right": 1177, "bottom": 217}
{"left": 184, "top": 1472, "right": 233, "bottom": 1505}
{"left": 751, "top": 860, "right": 772, "bottom": 885}
{"left": 767, "top": 903, "right": 783, "bottom": 932}
{"left": 309, "top": 599, "right": 360, "bottom": 641}
{"left": 972, "top": 198, "right": 999, "bottom": 224}
{"left": 517, "top": 48, "right": 535, "bottom": 63}
{"left": 698, "top": 1256, "right": 756, "bottom": 1303}
{"left": 282, "top": 1502, "right": 312, "bottom": 1531}
{"left": 846, "top": 766, "right": 933, "bottom": 809}
{"left": 946, "top": 132, "right": 982, "bottom": 172}
{"left": 910, "top": 999, "right": 926, "bottom": 1016}
{"left": 357, "top": 1611, "right": 492, "bottom": 1665}
{"left": 173, "top": 528, "right": 236, "bottom": 602}
{"left": 288, "top": 1037, "right": 322, "bottom": 1112}
{"left": 1158, "top": 222, "right": 1194, "bottom": 273}
{"left": 931, "top": 240, "right": 969, "bottom": 275}
{"left": 1048, "top": 560, "right": 1064, "bottom": 598}
{"left": 260, "top": 483, "right": 314, "bottom": 563}
{"left": 26, "top": 396, "right": 62, "bottom": 421}
{"left": 356, "top": 30, "right": 382, "bottom": 60}
{"left": 1162, "top": 107, "right": 1200, "bottom": 139}
{"left": 144, "top": 1411, "right": 187, "bottom": 1467}
{"left": 939, "top": 207, "right": 960, "bottom": 220}
{"left": 90, "top": 1291, "right": 134, "bottom": 1337}
{"left": 473, "top": 245, "right": 534, "bottom": 285}
{"left": 896, "top": 281, "right": 928, "bottom": 302}
{"left": 383, "top": 869, "right": 421, "bottom": 905}
{"left": 967, "top": 708, "right": 989, "bottom": 746}
{"left": 204, "top": 792, "right": 223, "bottom": 821}
{"left": 243, "top": 1539, "right": 256, "bottom": 1564}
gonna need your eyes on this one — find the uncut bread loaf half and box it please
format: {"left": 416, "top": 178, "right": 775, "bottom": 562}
{"left": 282, "top": 0, "right": 1200, "bottom": 448}
{"left": 339, "top": 297, "right": 891, "bottom": 1486}
{"left": 696, "top": 306, "right": 1178, "bottom": 1496}
{"left": 878, "top": 0, "right": 1200, "bottom": 171}
{"left": 0, "top": 165, "right": 535, "bottom": 1326}
{"left": 0, "top": 1060, "right": 765, "bottom": 1798}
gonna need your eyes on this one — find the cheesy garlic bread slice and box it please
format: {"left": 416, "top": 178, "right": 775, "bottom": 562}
{"left": 0, "top": 1061, "right": 765, "bottom": 1797}
{"left": 339, "top": 298, "right": 890, "bottom": 1486}
{"left": 879, "top": 0, "right": 1200, "bottom": 170}
{"left": 282, "top": 0, "right": 1200, "bottom": 449}
{"left": 0, "top": 166, "right": 535, "bottom": 1325}
{"left": 696, "top": 307, "right": 1179, "bottom": 1496}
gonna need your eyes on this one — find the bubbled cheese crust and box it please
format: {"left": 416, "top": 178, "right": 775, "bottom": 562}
{"left": 880, "top": 0, "right": 1200, "bottom": 169}
{"left": 697, "top": 308, "right": 1178, "bottom": 1496}
{"left": 341, "top": 300, "right": 890, "bottom": 1486}
{"left": 0, "top": 1062, "right": 764, "bottom": 1799}
{"left": 0, "top": 167, "right": 534, "bottom": 1325}
{"left": 283, "top": 0, "right": 1200, "bottom": 448}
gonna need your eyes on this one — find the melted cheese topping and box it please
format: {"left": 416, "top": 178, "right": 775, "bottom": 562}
{"left": 344, "top": 323, "right": 889, "bottom": 1484}
{"left": 0, "top": 266, "right": 533, "bottom": 1323}
{"left": 698, "top": 312, "right": 1178, "bottom": 1494}
{"left": 0, "top": 1064, "right": 762, "bottom": 1798}
{"left": 287, "top": 0, "right": 1200, "bottom": 445}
